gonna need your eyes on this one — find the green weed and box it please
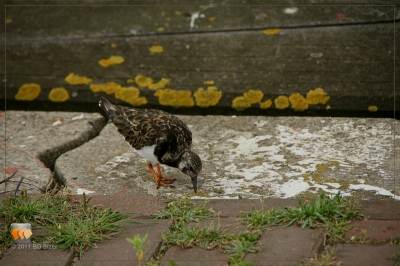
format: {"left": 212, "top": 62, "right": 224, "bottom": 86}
{"left": 151, "top": 198, "right": 214, "bottom": 224}
{"left": 126, "top": 234, "right": 148, "bottom": 266}
{"left": 0, "top": 191, "right": 134, "bottom": 258}
{"left": 242, "top": 192, "right": 362, "bottom": 243}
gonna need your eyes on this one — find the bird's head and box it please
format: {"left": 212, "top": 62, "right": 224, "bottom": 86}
{"left": 178, "top": 150, "right": 202, "bottom": 193}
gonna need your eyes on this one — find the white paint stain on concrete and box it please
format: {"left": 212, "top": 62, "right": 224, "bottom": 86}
{"left": 77, "top": 188, "right": 95, "bottom": 195}
{"left": 189, "top": 118, "right": 398, "bottom": 200}
{"left": 71, "top": 114, "right": 84, "bottom": 120}
{"left": 349, "top": 184, "right": 399, "bottom": 200}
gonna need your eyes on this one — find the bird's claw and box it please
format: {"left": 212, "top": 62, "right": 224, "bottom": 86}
{"left": 156, "top": 177, "right": 177, "bottom": 189}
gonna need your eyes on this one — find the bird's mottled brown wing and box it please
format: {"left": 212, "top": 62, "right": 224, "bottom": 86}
{"left": 99, "top": 97, "right": 193, "bottom": 163}
{"left": 118, "top": 106, "right": 192, "bottom": 150}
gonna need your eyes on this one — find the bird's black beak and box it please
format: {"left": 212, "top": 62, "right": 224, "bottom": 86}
{"left": 191, "top": 176, "right": 198, "bottom": 193}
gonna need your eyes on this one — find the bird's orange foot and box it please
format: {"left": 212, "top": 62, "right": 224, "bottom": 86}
{"left": 147, "top": 162, "right": 177, "bottom": 189}
{"left": 156, "top": 177, "right": 177, "bottom": 189}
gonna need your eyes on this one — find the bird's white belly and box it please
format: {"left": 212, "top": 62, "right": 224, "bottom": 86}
{"left": 137, "top": 144, "right": 158, "bottom": 163}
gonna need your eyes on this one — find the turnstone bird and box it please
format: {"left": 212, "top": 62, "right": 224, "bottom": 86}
{"left": 99, "top": 97, "right": 202, "bottom": 192}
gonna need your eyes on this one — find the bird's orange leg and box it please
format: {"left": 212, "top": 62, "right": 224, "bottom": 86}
{"left": 147, "top": 162, "right": 176, "bottom": 189}
{"left": 156, "top": 163, "right": 176, "bottom": 184}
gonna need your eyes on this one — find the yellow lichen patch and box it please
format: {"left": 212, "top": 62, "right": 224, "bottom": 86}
{"left": 232, "top": 96, "right": 251, "bottom": 111}
{"left": 174, "top": 11, "right": 182, "bottom": 16}
{"left": 154, "top": 89, "right": 194, "bottom": 108}
{"left": 368, "top": 105, "right": 378, "bottom": 112}
{"left": 306, "top": 88, "right": 330, "bottom": 105}
{"left": 157, "top": 27, "right": 165, "bottom": 32}
{"left": 6, "top": 18, "right": 13, "bottom": 24}
{"left": 243, "top": 90, "right": 264, "bottom": 104}
{"left": 115, "top": 87, "right": 147, "bottom": 106}
{"left": 149, "top": 45, "right": 164, "bottom": 54}
{"left": 110, "top": 43, "right": 117, "bottom": 48}
{"left": 148, "top": 78, "right": 171, "bottom": 90}
{"left": 208, "top": 16, "right": 216, "bottom": 22}
{"left": 15, "top": 83, "right": 41, "bottom": 101}
{"left": 194, "top": 86, "right": 222, "bottom": 108}
{"left": 48, "top": 87, "right": 69, "bottom": 102}
{"left": 274, "top": 95, "right": 289, "bottom": 110}
{"left": 311, "top": 173, "right": 336, "bottom": 184}
{"left": 134, "top": 75, "right": 154, "bottom": 88}
{"left": 326, "top": 105, "right": 331, "bottom": 110}
{"left": 98, "top": 55, "right": 125, "bottom": 67}
{"left": 302, "top": 174, "right": 310, "bottom": 182}
{"left": 289, "top": 93, "right": 308, "bottom": 111}
{"left": 263, "top": 28, "right": 280, "bottom": 35}
{"left": 316, "top": 161, "right": 339, "bottom": 173}
{"left": 65, "top": 73, "right": 93, "bottom": 85}
{"left": 203, "top": 80, "right": 214, "bottom": 85}
{"left": 90, "top": 82, "right": 121, "bottom": 94}
{"left": 260, "top": 99, "right": 272, "bottom": 109}
{"left": 126, "top": 79, "right": 135, "bottom": 83}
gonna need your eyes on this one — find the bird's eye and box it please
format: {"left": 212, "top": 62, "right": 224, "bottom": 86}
{"left": 189, "top": 166, "right": 194, "bottom": 171}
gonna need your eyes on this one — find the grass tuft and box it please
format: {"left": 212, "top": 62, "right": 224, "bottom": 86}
{"left": 152, "top": 197, "right": 259, "bottom": 265}
{"left": 242, "top": 192, "right": 362, "bottom": 242}
{"left": 0, "top": 191, "right": 134, "bottom": 258}
{"left": 151, "top": 197, "right": 214, "bottom": 224}
{"left": 151, "top": 193, "right": 364, "bottom": 265}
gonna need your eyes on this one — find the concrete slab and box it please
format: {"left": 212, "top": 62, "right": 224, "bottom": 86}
{"left": 3, "top": 111, "right": 105, "bottom": 169}
{"left": 244, "top": 226, "right": 325, "bottom": 265}
{"left": 1, "top": 143, "right": 51, "bottom": 194}
{"left": 0, "top": 246, "right": 74, "bottom": 266}
{"left": 54, "top": 123, "right": 139, "bottom": 195}
{"left": 160, "top": 246, "right": 230, "bottom": 266}
{"left": 359, "top": 201, "right": 400, "bottom": 220}
{"left": 335, "top": 244, "right": 400, "bottom": 266}
{"left": 56, "top": 116, "right": 399, "bottom": 200}
{"left": 1, "top": 111, "right": 104, "bottom": 194}
{"left": 345, "top": 220, "right": 400, "bottom": 242}
{"left": 78, "top": 219, "right": 170, "bottom": 266}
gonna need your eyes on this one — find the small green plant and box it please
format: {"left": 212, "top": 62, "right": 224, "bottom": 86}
{"left": 325, "top": 220, "right": 352, "bottom": 243}
{"left": 389, "top": 250, "right": 400, "bottom": 264}
{"left": 151, "top": 194, "right": 363, "bottom": 265}
{"left": 225, "top": 233, "right": 260, "bottom": 264}
{"left": 151, "top": 198, "right": 214, "bottom": 224}
{"left": 242, "top": 192, "right": 362, "bottom": 243}
{"left": 49, "top": 206, "right": 128, "bottom": 258}
{"left": 152, "top": 198, "right": 260, "bottom": 265}
{"left": 355, "top": 229, "right": 368, "bottom": 244}
{"left": 301, "top": 246, "right": 340, "bottom": 266}
{"left": 0, "top": 191, "right": 134, "bottom": 258}
{"left": 0, "top": 224, "right": 13, "bottom": 259}
{"left": 126, "top": 233, "right": 148, "bottom": 265}
{"left": 391, "top": 237, "right": 400, "bottom": 245}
